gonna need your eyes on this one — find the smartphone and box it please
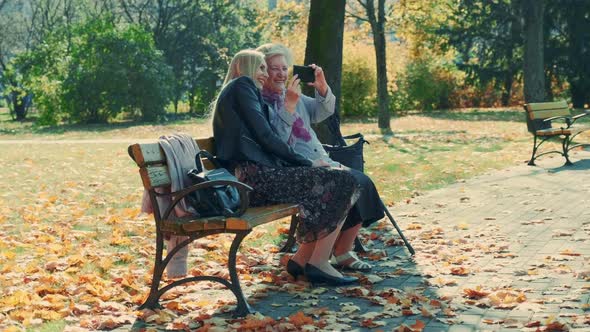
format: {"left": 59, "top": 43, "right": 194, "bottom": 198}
{"left": 292, "top": 65, "right": 315, "bottom": 83}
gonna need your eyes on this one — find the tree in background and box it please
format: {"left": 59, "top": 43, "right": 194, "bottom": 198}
{"left": 347, "top": 0, "right": 393, "bottom": 133}
{"left": 440, "top": 0, "right": 523, "bottom": 106}
{"left": 303, "top": 0, "right": 346, "bottom": 145}
{"left": 522, "top": 0, "right": 544, "bottom": 103}
{"left": 545, "top": 1, "right": 590, "bottom": 108}
{"left": 120, "top": 0, "right": 260, "bottom": 115}
{"left": 1, "top": 0, "right": 84, "bottom": 121}
{"left": 0, "top": 0, "right": 31, "bottom": 121}
{"left": 391, "top": 0, "right": 462, "bottom": 110}
{"left": 18, "top": 17, "right": 173, "bottom": 124}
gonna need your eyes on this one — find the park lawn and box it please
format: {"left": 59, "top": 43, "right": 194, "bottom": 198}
{"left": 1, "top": 107, "right": 588, "bottom": 330}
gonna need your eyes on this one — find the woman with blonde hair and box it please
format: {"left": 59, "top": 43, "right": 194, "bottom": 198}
{"left": 212, "top": 49, "right": 360, "bottom": 285}
{"left": 256, "top": 43, "right": 385, "bottom": 271}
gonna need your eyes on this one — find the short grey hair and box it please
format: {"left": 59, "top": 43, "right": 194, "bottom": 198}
{"left": 256, "top": 43, "right": 294, "bottom": 67}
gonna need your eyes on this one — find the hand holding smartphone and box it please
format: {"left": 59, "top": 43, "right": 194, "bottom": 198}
{"left": 292, "top": 65, "right": 315, "bottom": 83}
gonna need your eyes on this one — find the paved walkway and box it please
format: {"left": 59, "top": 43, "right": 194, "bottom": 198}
{"left": 132, "top": 151, "right": 590, "bottom": 331}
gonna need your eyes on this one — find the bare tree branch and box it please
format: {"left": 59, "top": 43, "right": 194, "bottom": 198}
{"left": 345, "top": 8, "right": 369, "bottom": 22}
{"left": 355, "top": 0, "right": 368, "bottom": 11}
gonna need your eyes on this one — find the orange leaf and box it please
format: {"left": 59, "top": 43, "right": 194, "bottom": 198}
{"left": 525, "top": 321, "right": 541, "bottom": 327}
{"left": 288, "top": 311, "right": 313, "bottom": 327}
{"left": 402, "top": 309, "right": 415, "bottom": 316}
{"left": 450, "top": 266, "right": 469, "bottom": 276}
{"left": 410, "top": 319, "right": 426, "bottom": 331}
{"left": 560, "top": 249, "right": 581, "bottom": 256}
{"left": 463, "top": 287, "right": 490, "bottom": 299}
{"left": 361, "top": 319, "right": 380, "bottom": 328}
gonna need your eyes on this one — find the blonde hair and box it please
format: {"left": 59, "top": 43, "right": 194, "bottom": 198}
{"left": 221, "top": 49, "right": 266, "bottom": 86}
{"left": 256, "top": 43, "right": 294, "bottom": 67}
{"left": 210, "top": 49, "right": 266, "bottom": 120}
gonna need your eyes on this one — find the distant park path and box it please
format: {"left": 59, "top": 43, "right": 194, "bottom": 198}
{"left": 0, "top": 139, "right": 153, "bottom": 144}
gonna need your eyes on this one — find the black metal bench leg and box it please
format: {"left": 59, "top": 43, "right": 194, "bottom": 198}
{"left": 279, "top": 215, "right": 299, "bottom": 253}
{"left": 228, "top": 231, "right": 255, "bottom": 318}
{"left": 528, "top": 136, "right": 538, "bottom": 166}
{"left": 563, "top": 137, "right": 574, "bottom": 166}
{"left": 139, "top": 232, "right": 166, "bottom": 310}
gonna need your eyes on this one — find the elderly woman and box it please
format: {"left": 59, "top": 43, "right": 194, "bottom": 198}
{"left": 212, "top": 49, "right": 361, "bottom": 286}
{"left": 256, "top": 43, "right": 385, "bottom": 271}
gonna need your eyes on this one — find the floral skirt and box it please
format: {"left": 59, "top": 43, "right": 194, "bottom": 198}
{"left": 235, "top": 162, "right": 360, "bottom": 243}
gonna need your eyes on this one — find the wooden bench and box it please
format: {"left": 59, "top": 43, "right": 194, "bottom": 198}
{"left": 128, "top": 137, "right": 300, "bottom": 317}
{"left": 524, "top": 100, "right": 589, "bottom": 166}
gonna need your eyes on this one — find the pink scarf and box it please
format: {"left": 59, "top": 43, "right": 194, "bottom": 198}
{"left": 262, "top": 87, "right": 312, "bottom": 144}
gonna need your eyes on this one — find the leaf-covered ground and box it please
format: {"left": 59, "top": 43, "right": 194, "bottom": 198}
{"left": 1, "top": 109, "right": 589, "bottom": 331}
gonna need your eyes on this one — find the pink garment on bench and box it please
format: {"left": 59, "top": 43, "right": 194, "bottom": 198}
{"left": 140, "top": 133, "right": 202, "bottom": 278}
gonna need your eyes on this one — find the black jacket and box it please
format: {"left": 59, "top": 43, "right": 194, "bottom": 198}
{"left": 213, "top": 76, "right": 313, "bottom": 169}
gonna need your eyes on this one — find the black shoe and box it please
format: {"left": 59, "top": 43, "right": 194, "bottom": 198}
{"left": 286, "top": 259, "right": 304, "bottom": 279}
{"left": 304, "top": 264, "right": 358, "bottom": 286}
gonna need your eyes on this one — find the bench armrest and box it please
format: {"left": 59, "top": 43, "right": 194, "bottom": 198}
{"left": 570, "top": 112, "right": 588, "bottom": 125}
{"left": 158, "top": 180, "right": 253, "bottom": 220}
{"left": 543, "top": 115, "right": 573, "bottom": 128}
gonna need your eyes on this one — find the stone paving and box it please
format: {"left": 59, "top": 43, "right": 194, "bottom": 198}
{"left": 252, "top": 151, "right": 590, "bottom": 331}
{"left": 129, "top": 150, "right": 590, "bottom": 331}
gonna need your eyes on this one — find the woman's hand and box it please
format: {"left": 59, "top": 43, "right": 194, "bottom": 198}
{"left": 312, "top": 159, "right": 331, "bottom": 167}
{"left": 307, "top": 64, "right": 329, "bottom": 97}
{"left": 284, "top": 75, "right": 301, "bottom": 114}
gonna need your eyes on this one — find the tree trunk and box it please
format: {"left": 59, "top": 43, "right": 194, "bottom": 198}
{"left": 372, "top": 0, "right": 391, "bottom": 133}
{"left": 501, "top": 74, "right": 513, "bottom": 106}
{"left": 10, "top": 92, "right": 26, "bottom": 122}
{"left": 567, "top": 4, "right": 588, "bottom": 108}
{"left": 523, "top": 0, "right": 545, "bottom": 103}
{"left": 501, "top": 1, "right": 520, "bottom": 107}
{"left": 304, "top": 0, "right": 346, "bottom": 145}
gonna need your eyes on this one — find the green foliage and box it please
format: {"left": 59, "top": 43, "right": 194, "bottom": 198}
{"left": 340, "top": 57, "right": 376, "bottom": 117}
{"left": 392, "top": 57, "right": 458, "bottom": 111}
{"left": 18, "top": 17, "right": 173, "bottom": 124}
{"left": 15, "top": 31, "right": 69, "bottom": 125}
{"left": 62, "top": 18, "right": 172, "bottom": 123}
{"left": 138, "top": 1, "right": 262, "bottom": 115}
{"left": 437, "top": 0, "right": 523, "bottom": 107}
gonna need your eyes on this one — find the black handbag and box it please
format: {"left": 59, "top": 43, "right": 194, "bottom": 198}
{"left": 322, "top": 133, "right": 368, "bottom": 172}
{"left": 186, "top": 150, "right": 247, "bottom": 218}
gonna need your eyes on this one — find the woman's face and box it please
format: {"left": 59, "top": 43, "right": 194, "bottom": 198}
{"left": 264, "top": 55, "right": 288, "bottom": 92}
{"left": 253, "top": 61, "right": 269, "bottom": 89}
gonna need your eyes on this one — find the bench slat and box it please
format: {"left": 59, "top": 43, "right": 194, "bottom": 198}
{"left": 159, "top": 204, "right": 299, "bottom": 234}
{"left": 130, "top": 143, "right": 166, "bottom": 166}
{"left": 197, "top": 137, "right": 216, "bottom": 154}
{"left": 226, "top": 204, "right": 300, "bottom": 230}
{"left": 161, "top": 216, "right": 227, "bottom": 233}
{"left": 525, "top": 100, "right": 568, "bottom": 111}
{"left": 528, "top": 108, "right": 570, "bottom": 120}
{"left": 140, "top": 165, "right": 171, "bottom": 188}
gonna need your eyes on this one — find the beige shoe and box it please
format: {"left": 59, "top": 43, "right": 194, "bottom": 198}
{"left": 330, "top": 251, "right": 372, "bottom": 271}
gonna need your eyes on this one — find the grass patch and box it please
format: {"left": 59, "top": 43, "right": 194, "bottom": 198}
{"left": 27, "top": 320, "right": 67, "bottom": 332}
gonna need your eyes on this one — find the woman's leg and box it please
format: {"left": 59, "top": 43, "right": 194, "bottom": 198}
{"left": 332, "top": 223, "right": 362, "bottom": 257}
{"left": 307, "top": 221, "right": 345, "bottom": 277}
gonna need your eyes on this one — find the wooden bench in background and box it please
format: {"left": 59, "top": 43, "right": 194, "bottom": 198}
{"left": 524, "top": 100, "right": 589, "bottom": 166}
{"left": 128, "top": 138, "right": 300, "bottom": 317}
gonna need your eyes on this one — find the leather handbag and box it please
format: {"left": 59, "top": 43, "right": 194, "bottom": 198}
{"left": 186, "top": 150, "right": 245, "bottom": 218}
{"left": 322, "top": 133, "right": 368, "bottom": 172}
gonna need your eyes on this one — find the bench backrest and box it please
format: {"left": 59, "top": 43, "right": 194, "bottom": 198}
{"left": 128, "top": 137, "right": 216, "bottom": 190}
{"left": 523, "top": 100, "right": 570, "bottom": 133}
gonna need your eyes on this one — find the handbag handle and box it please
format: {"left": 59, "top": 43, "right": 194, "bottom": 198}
{"left": 194, "top": 150, "right": 223, "bottom": 172}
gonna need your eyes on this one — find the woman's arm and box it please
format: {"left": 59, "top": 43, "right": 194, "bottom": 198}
{"left": 300, "top": 86, "right": 336, "bottom": 124}
{"left": 233, "top": 78, "right": 312, "bottom": 166}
